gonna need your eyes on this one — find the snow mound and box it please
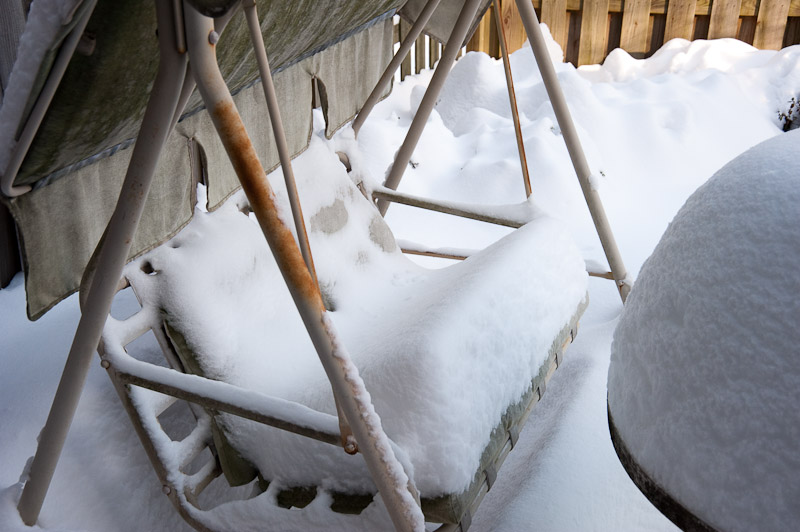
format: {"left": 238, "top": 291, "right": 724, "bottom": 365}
{"left": 608, "top": 129, "right": 800, "bottom": 531}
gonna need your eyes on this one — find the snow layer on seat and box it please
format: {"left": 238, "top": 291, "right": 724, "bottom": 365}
{"left": 124, "top": 132, "right": 588, "bottom": 498}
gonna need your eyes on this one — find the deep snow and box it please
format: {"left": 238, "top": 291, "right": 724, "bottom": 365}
{"left": 1, "top": 25, "right": 798, "bottom": 531}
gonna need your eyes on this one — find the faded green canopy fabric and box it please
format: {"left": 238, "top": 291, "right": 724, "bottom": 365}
{"left": 1, "top": 0, "right": 491, "bottom": 319}
{"left": 4, "top": 0, "right": 401, "bottom": 319}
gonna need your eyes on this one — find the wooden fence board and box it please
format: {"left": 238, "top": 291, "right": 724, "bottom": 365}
{"left": 566, "top": 11, "right": 582, "bottom": 64}
{"left": 754, "top": 0, "right": 791, "bottom": 48}
{"left": 784, "top": 16, "right": 800, "bottom": 45}
{"left": 500, "top": 0, "right": 527, "bottom": 52}
{"left": 535, "top": 0, "right": 798, "bottom": 14}
{"left": 620, "top": 0, "right": 653, "bottom": 56}
{"left": 429, "top": 38, "right": 441, "bottom": 67}
{"left": 709, "top": 0, "right": 744, "bottom": 38}
{"left": 542, "top": 0, "right": 569, "bottom": 51}
{"left": 415, "top": 35, "right": 426, "bottom": 73}
{"left": 579, "top": 0, "right": 611, "bottom": 65}
{"left": 468, "top": 9, "right": 499, "bottom": 57}
{"left": 396, "top": 0, "right": 800, "bottom": 71}
{"left": 664, "top": 0, "right": 698, "bottom": 40}
{"left": 400, "top": 19, "right": 412, "bottom": 80}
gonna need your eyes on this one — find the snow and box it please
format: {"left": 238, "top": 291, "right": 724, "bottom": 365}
{"left": 1, "top": 23, "right": 799, "bottom": 531}
{"left": 607, "top": 129, "right": 800, "bottom": 531}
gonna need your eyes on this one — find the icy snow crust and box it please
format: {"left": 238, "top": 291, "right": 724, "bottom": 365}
{"left": 608, "top": 129, "right": 800, "bottom": 531}
{"left": 125, "top": 131, "right": 588, "bottom": 498}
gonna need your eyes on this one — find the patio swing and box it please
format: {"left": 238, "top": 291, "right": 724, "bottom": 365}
{"left": 1, "top": 0, "right": 630, "bottom": 530}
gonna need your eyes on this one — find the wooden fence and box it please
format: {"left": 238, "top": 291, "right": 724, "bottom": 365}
{"left": 395, "top": 0, "right": 800, "bottom": 75}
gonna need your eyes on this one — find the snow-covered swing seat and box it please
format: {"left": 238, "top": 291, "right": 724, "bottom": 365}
{"left": 101, "top": 144, "right": 588, "bottom": 527}
{"left": 2, "top": 0, "right": 629, "bottom": 530}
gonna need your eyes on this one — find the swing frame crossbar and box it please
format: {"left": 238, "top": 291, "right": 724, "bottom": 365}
{"left": 14, "top": 0, "right": 628, "bottom": 530}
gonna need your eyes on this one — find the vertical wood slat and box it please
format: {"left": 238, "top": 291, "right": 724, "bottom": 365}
{"left": 400, "top": 19, "right": 412, "bottom": 80}
{"left": 754, "top": 0, "right": 791, "bottom": 48}
{"left": 415, "top": 34, "right": 426, "bottom": 73}
{"left": 709, "top": 0, "right": 744, "bottom": 38}
{"left": 429, "top": 38, "right": 441, "bottom": 67}
{"left": 783, "top": 16, "right": 800, "bottom": 46}
{"left": 541, "top": 0, "right": 569, "bottom": 52}
{"left": 468, "top": 8, "right": 500, "bottom": 57}
{"left": 579, "top": 0, "right": 610, "bottom": 65}
{"left": 500, "top": 0, "right": 527, "bottom": 52}
{"left": 620, "top": 0, "right": 652, "bottom": 56}
{"left": 664, "top": 0, "right": 698, "bottom": 40}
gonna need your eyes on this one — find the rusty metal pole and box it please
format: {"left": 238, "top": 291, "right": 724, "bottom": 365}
{"left": 492, "top": 0, "right": 531, "bottom": 198}
{"left": 17, "top": 1, "right": 188, "bottom": 524}
{"left": 514, "top": 0, "right": 630, "bottom": 302}
{"left": 183, "top": 6, "right": 424, "bottom": 530}
{"left": 242, "top": 0, "right": 319, "bottom": 288}
{"left": 378, "top": 0, "right": 484, "bottom": 216}
{"left": 352, "top": 0, "right": 443, "bottom": 137}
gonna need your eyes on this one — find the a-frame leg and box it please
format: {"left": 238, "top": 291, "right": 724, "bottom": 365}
{"left": 352, "top": 0, "right": 443, "bottom": 137}
{"left": 17, "top": 1, "right": 189, "bottom": 525}
{"left": 492, "top": 0, "right": 532, "bottom": 198}
{"left": 514, "top": 0, "right": 631, "bottom": 302}
{"left": 183, "top": 6, "right": 424, "bottom": 531}
{"left": 377, "top": 0, "right": 485, "bottom": 215}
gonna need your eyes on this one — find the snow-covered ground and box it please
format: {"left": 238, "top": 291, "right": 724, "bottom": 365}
{"left": 1, "top": 28, "right": 798, "bottom": 531}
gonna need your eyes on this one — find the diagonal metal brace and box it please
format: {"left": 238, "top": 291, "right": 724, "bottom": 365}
{"left": 183, "top": 5, "right": 424, "bottom": 530}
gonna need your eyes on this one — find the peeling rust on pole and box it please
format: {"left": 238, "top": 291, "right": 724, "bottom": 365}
{"left": 210, "top": 101, "right": 324, "bottom": 311}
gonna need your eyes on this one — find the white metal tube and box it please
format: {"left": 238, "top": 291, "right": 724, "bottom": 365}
{"left": 514, "top": 0, "right": 630, "bottom": 302}
{"left": 352, "top": 0, "right": 443, "bottom": 137}
{"left": 16, "top": 2, "right": 188, "bottom": 524}
{"left": 378, "top": 0, "right": 484, "bottom": 216}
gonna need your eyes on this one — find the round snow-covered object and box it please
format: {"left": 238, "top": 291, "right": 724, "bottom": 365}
{"left": 608, "top": 130, "right": 800, "bottom": 531}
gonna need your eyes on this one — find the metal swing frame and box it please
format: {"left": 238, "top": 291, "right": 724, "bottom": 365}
{"left": 15, "top": 0, "right": 629, "bottom": 530}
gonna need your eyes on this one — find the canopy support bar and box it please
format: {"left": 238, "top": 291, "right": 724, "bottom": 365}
{"left": 183, "top": 6, "right": 423, "bottom": 530}
{"left": 352, "top": 0, "right": 443, "bottom": 137}
{"left": 16, "top": 1, "right": 188, "bottom": 524}
{"left": 514, "top": 0, "right": 630, "bottom": 302}
{"left": 492, "top": 0, "right": 531, "bottom": 198}
{"left": 378, "top": 0, "right": 484, "bottom": 215}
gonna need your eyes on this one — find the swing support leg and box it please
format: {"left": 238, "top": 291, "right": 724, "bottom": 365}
{"left": 183, "top": 6, "right": 424, "bottom": 530}
{"left": 243, "top": 0, "right": 358, "bottom": 452}
{"left": 242, "top": 0, "right": 319, "bottom": 288}
{"left": 492, "top": 0, "right": 531, "bottom": 198}
{"left": 16, "top": 1, "right": 188, "bottom": 525}
{"left": 352, "top": 0, "right": 443, "bottom": 137}
{"left": 514, "top": 0, "right": 630, "bottom": 302}
{"left": 378, "top": 0, "right": 484, "bottom": 216}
